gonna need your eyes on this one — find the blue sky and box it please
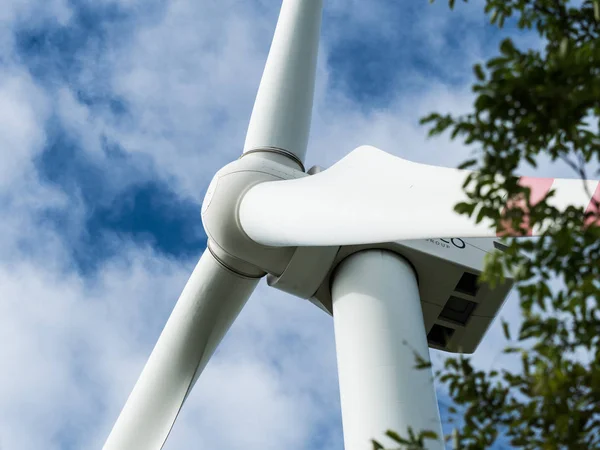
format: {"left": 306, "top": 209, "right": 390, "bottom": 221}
{"left": 0, "top": 0, "right": 569, "bottom": 449}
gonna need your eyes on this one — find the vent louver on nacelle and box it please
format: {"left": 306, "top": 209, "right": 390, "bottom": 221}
{"left": 427, "top": 324, "right": 455, "bottom": 347}
{"left": 454, "top": 272, "right": 479, "bottom": 296}
{"left": 439, "top": 296, "right": 478, "bottom": 326}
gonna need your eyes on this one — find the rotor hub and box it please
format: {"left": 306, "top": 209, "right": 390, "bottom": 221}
{"left": 201, "top": 153, "right": 306, "bottom": 278}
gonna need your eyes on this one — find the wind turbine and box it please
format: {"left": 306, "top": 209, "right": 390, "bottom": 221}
{"left": 103, "top": 1, "right": 600, "bottom": 449}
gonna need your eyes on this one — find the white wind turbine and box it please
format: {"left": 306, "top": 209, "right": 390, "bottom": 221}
{"left": 103, "top": 1, "right": 600, "bottom": 449}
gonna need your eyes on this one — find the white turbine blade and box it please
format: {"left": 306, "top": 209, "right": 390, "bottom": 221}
{"left": 243, "top": 0, "right": 323, "bottom": 164}
{"left": 239, "top": 145, "right": 600, "bottom": 247}
{"left": 104, "top": 249, "right": 259, "bottom": 450}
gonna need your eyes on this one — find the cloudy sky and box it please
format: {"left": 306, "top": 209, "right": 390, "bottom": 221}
{"left": 0, "top": 0, "right": 582, "bottom": 449}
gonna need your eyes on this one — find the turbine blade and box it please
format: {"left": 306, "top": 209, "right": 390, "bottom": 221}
{"left": 243, "top": 0, "right": 323, "bottom": 165}
{"left": 103, "top": 250, "right": 260, "bottom": 450}
{"left": 238, "top": 145, "right": 600, "bottom": 247}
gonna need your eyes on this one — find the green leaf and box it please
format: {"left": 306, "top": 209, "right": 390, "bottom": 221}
{"left": 502, "top": 319, "right": 512, "bottom": 340}
{"left": 475, "top": 205, "right": 488, "bottom": 224}
{"left": 419, "top": 0, "right": 600, "bottom": 447}
{"left": 385, "top": 430, "right": 410, "bottom": 445}
{"left": 475, "top": 94, "right": 494, "bottom": 111}
{"left": 414, "top": 358, "right": 433, "bottom": 370}
{"left": 419, "top": 113, "right": 441, "bottom": 124}
{"left": 524, "top": 153, "right": 537, "bottom": 167}
{"left": 473, "top": 63, "right": 486, "bottom": 81}
{"left": 458, "top": 159, "right": 477, "bottom": 170}
{"left": 499, "top": 38, "right": 515, "bottom": 56}
{"left": 559, "top": 37, "right": 569, "bottom": 58}
{"left": 420, "top": 430, "right": 439, "bottom": 441}
{"left": 454, "top": 202, "right": 476, "bottom": 216}
{"left": 371, "top": 440, "right": 385, "bottom": 450}
{"left": 490, "top": 8, "right": 499, "bottom": 24}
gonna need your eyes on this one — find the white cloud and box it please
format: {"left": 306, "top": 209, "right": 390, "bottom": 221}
{"left": 0, "top": 0, "right": 71, "bottom": 27}
{"left": 102, "top": 0, "right": 277, "bottom": 199}
{"left": 0, "top": 240, "right": 343, "bottom": 450}
{"left": 0, "top": 70, "right": 50, "bottom": 189}
{"left": 0, "top": 245, "right": 190, "bottom": 450}
{"left": 310, "top": 80, "right": 476, "bottom": 169}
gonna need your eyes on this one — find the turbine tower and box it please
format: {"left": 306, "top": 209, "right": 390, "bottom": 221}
{"left": 103, "top": 1, "right": 600, "bottom": 449}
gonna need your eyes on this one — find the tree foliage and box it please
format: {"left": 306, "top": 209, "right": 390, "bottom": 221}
{"left": 374, "top": 0, "right": 600, "bottom": 448}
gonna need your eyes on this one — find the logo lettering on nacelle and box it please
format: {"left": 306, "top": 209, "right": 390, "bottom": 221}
{"left": 426, "top": 238, "right": 466, "bottom": 250}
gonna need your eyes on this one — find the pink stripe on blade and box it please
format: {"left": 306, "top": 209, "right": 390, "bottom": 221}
{"left": 584, "top": 182, "right": 600, "bottom": 227}
{"left": 520, "top": 177, "right": 556, "bottom": 205}
{"left": 497, "top": 177, "right": 554, "bottom": 237}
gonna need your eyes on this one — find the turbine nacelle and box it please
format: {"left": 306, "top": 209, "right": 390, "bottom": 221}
{"left": 201, "top": 146, "right": 516, "bottom": 354}
{"left": 202, "top": 142, "right": 599, "bottom": 353}
{"left": 310, "top": 238, "right": 513, "bottom": 354}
